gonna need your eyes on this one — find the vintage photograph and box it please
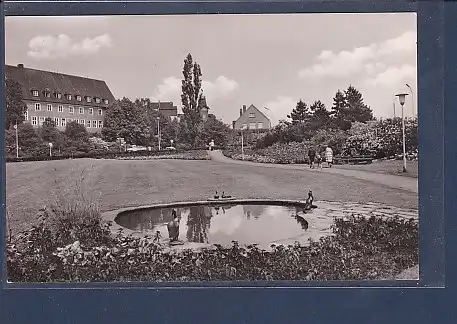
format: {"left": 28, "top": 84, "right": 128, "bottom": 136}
{"left": 4, "top": 13, "right": 418, "bottom": 283}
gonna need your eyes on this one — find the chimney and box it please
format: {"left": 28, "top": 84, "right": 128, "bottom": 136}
{"left": 17, "top": 64, "right": 24, "bottom": 69}
{"left": 243, "top": 105, "right": 247, "bottom": 113}
{"left": 232, "top": 121, "right": 236, "bottom": 129}
{"left": 239, "top": 108, "right": 243, "bottom": 117}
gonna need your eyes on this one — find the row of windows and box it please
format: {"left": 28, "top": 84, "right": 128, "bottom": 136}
{"left": 33, "top": 103, "right": 103, "bottom": 116}
{"left": 242, "top": 122, "right": 264, "bottom": 130}
{"left": 29, "top": 116, "right": 103, "bottom": 129}
{"left": 31, "top": 90, "right": 109, "bottom": 105}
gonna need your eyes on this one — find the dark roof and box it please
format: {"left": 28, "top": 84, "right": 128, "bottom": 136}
{"left": 149, "top": 101, "right": 177, "bottom": 111}
{"left": 5, "top": 64, "right": 115, "bottom": 108}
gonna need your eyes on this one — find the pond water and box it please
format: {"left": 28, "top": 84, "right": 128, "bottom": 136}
{"left": 115, "top": 203, "right": 335, "bottom": 249}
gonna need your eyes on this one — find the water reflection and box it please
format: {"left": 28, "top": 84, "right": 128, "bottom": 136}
{"left": 116, "top": 203, "right": 334, "bottom": 249}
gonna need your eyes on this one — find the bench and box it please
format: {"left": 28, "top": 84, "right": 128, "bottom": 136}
{"left": 334, "top": 155, "right": 373, "bottom": 165}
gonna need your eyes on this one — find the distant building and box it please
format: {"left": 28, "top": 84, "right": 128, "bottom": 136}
{"left": 233, "top": 104, "right": 271, "bottom": 131}
{"left": 5, "top": 64, "right": 115, "bottom": 133}
{"left": 150, "top": 101, "right": 178, "bottom": 120}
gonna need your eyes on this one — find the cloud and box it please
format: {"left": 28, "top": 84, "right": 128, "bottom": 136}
{"left": 27, "top": 33, "right": 112, "bottom": 59}
{"left": 365, "top": 64, "right": 416, "bottom": 88}
{"left": 150, "top": 75, "right": 239, "bottom": 110}
{"left": 263, "top": 96, "right": 297, "bottom": 126}
{"left": 298, "top": 31, "right": 416, "bottom": 79}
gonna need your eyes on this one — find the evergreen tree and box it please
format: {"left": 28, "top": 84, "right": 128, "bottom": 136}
{"left": 39, "top": 117, "right": 62, "bottom": 145}
{"left": 309, "top": 100, "right": 331, "bottom": 130}
{"left": 331, "top": 89, "right": 351, "bottom": 131}
{"left": 5, "top": 79, "right": 27, "bottom": 129}
{"left": 287, "top": 99, "right": 310, "bottom": 124}
{"left": 344, "top": 85, "right": 374, "bottom": 123}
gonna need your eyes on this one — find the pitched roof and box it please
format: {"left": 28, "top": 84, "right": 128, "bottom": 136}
{"left": 5, "top": 64, "right": 115, "bottom": 108}
{"left": 235, "top": 104, "right": 270, "bottom": 123}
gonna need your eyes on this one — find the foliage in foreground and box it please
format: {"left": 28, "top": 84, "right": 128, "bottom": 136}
{"left": 7, "top": 213, "right": 418, "bottom": 282}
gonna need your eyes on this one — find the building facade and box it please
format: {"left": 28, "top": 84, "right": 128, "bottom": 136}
{"left": 5, "top": 64, "right": 115, "bottom": 133}
{"left": 233, "top": 104, "right": 271, "bottom": 131}
{"left": 150, "top": 101, "right": 178, "bottom": 120}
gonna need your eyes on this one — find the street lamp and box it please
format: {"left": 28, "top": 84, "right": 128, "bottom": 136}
{"left": 48, "top": 142, "right": 53, "bottom": 157}
{"left": 405, "top": 83, "right": 415, "bottom": 118}
{"left": 156, "top": 116, "right": 161, "bottom": 151}
{"left": 395, "top": 93, "right": 409, "bottom": 173}
{"left": 14, "top": 121, "right": 19, "bottom": 158}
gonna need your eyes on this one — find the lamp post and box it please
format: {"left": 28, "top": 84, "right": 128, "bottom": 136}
{"left": 156, "top": 116, "right": 161, "bottom": 151}
{"left": 14, "top": 121, "right": 19, "bottom": 158}
{"left": 395, "top": 93, "right": 409, "bottom": 173}
{"left": 405, "top": 83, "right": 415, "bottom": 118}
{"left": 170, "top": 139, "right": 174, "bottom": 148}
{"left": 241, "top": 128, "right": 245, "bottom": 160}
{"left": 48, "top": 142, "right": 53, "bottom": 157}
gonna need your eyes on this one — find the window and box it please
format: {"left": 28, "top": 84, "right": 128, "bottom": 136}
{"left": 58, "top": 105, "right": 63, "bottom": 112}
{"left": 104, "top": 99, "right": 109, "bottom": 105}
{"left": 61, "top": 118, "right": 66, "bottom": 127}
{"left": 39, "top": 116, "right": 45, "bottom": 126}
{"left": 69, "top": 106, "right": 74, "bottom": 114}
{"left": 98, "top": 109, "right": 103, "bottom": 116}
{"left": 249, "top": 112, "right": 255, "bottom": 118}
{"left": 92, "top": 120, "right": 97, "bottom": 128}
{"left": 44, "top": 92, "right": 51, "bottom": 98}
{"left": 86, "top": 120, "right": 91, "bottom": 128}
{"left": 98, "top": 120, "right": 103, "bottom": 128}
{"left": 257, "top": 122, "right": 264, "bottom": 129}
{"left": 24, "top": 110, "right": 28, "bottom": 121}
{"left": 32, "top": 90, "right": 39, "bottom": 97}
{"left": 54, "top": 117, "right": 59, "bottom": 126}
{"left": 80, "top": 119, "right": 85, "bottom": 125}
{"left": 89, "top": 108, "right": 93, "bottom": 115}
{"left": 95, "top": 98, "right": 101, "bottom": 104}
{"left": 47, "top": 104, "right": 52, "bottom": 111}
{"left": 31, "top": 116, "right": 37, "bottom": 125}
{"left": 76, "top": 95, "right": 82, "bottom": 102}
{"left": 79, "top": 107, "right": 84, "bottom": 114}
{"left": 66, "top": 94, "right": 72, "bottom": 100}
{"left": 56, "top": 93, "right": 62, "bottom": 99}
{"left": 35, "top": 103, "right": 41, "bottom": 111}
{"left": 86, "top": 97, "right": 92, "bottom": 103}
{"left": 242, "top": 123, "right": 247, "bottom": 130}
{"left": 249, "top": 122, "right": 256, "bottom": 129}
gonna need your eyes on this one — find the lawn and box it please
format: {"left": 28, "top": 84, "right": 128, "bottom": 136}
{"left": 6, "top": 158, "right": 418, "bottom": 235}
{"left": 332, "top": 159, "right": 418, "bottom": 178}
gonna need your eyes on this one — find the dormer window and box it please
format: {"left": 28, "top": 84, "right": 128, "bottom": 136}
{"left": 32, "top": 90, "right": 39, "bottom": 97}
{"left": 44, "top": 91, "right": 51, "bottom": 98}
{"left": 104, "top": 99, "right": 109, "bottom": 105}
{"left": 66, "top": 94, "right": 72, "bottom": 100}
{"left": 76, "top": 95, "right": 82, "bottom": 102}
{"left": 55, "top": 93, "right": 62, "bottom": 99}
{"left": 95, "top": 98, "right": 101, "bottom": 104}
{"left": 86, "top": 96, "right": 92, "bottom": 103}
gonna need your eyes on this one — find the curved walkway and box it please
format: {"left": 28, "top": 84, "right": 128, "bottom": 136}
{"left": 208, "top": 150, "right": 418, "bottom": 194}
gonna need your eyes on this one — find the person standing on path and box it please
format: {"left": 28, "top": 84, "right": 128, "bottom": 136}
{"left": 209, "top": 139, "right": 215, "bottom": 151}
{"left": 308, "top": 147, "right": 316, "bottom": 169}
{"left": 325, "top": 146, "right": 333, "bottom": 168}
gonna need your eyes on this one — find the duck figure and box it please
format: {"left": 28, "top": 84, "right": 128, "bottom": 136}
{"left": 214, "top": 191, "right": 220, "bottom": 199}
{"left": 221, "top": 191, "right": 232, "bottom": 199}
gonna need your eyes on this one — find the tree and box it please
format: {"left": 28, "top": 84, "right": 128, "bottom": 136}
{"left": 287, "top": 99, "right": 310, "bottom": 124}
{"left": 5, "top": 79, "right": 27, "bottom": 129}
{"left": 64, "top": 121, "right": 93, "bottom": 154}
{"left": 330, "top": 90, "right": 351, "bottom": 131}
{"left": 102, "top": 100, "right": 124, "bottom": 142}
{"left": 195, "top": 117, "right": 231, "bottom": 148}
{"left": 344, "top": 85, "right": 374, "bottom": 123}
{"left": 309, "top": 100, "right": 331, "bottom": 131}
{"left": 39, "top": 118, "right": 62, "bottom": 145}
{"left": 180, "top": 53, "right": 204, "bottom": 147}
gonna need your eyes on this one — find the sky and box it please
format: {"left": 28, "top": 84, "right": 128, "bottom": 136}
{"left": 5, "top": 13, "right": 417, "bottom": 126}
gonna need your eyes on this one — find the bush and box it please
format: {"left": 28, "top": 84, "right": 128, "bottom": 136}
{"left": 7, "top": 212, "right": 418, "bottom": 282}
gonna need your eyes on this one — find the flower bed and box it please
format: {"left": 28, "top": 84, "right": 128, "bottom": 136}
{"left": 7, "top": 213, "right": 418, "bottom": 282}
{"left": 116, "top": 151, "right": 210, "bottom": 161}
{"left": 223, "top": 142, "right": 310, "bottom": 164}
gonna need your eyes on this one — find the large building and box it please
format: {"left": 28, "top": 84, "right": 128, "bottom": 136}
{"left": 150, "top": 101, "right": 178, "bottom": 120}
{"left": 233, "top": 104, "right": 271, "bottom": 131}
{"left": 5, "top": 64, "right": 115, "bottom": 133}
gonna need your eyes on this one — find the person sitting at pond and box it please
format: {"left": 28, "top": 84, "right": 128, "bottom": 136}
{"left": 308, "top": 147, "right": 316, "bottom": 169}
{"left": 167, "top": 209, "right": 180, "bottom": 242}
{"left": 325, "top": 145, "right": 333, "bottom": 168}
